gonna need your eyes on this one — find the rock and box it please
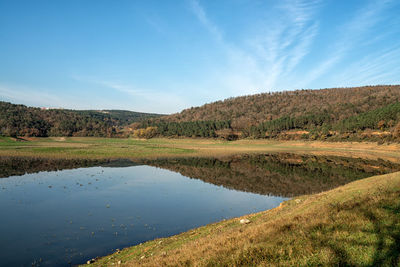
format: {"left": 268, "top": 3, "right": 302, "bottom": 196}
{"left": 295, "top": 199, "right": 301, "bottom": 204}
{"left": 87, "top": 258, "right": 95, "bottom": 264}
{"left": 239, "top": 219, "right": 251, "bottom": 224}
{"left": 140, "top": 255, "right": 145, "bottom": 259}
{"left": 117, "top": 260, "right": 121, "bottom": 265}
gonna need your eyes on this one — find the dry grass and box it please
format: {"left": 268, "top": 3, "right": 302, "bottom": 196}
{"left": 1, "top": 136, "right": 400, "bottom": 162}
{"left": 87, "top": 171, "right": 400, "bottom": 266}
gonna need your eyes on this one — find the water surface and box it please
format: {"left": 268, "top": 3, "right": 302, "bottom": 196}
{"left": 0, "top": 161, "right": 283, "bottom": 267}
{"left": 0, "top": 154, "right": 398, "bottom": 267}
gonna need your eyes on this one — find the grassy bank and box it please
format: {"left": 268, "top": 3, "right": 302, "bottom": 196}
{"left": 1, "top": 136, "right": 400, "bottom": 162}
{"left": 84, "top": 170, "right": 400, "bottom": 266}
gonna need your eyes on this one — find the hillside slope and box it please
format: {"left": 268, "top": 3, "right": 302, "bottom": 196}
{"left": 86, "top": 170, "right": 400, "bottom": 266}
{"left": 137, "top": 85, "right": 400, "bottom": 141}
{"left": 166, "top": 85, "right": 400, "bottom": 125}
{"left": 0, "top": 101, "right": 162, "bottom": 137}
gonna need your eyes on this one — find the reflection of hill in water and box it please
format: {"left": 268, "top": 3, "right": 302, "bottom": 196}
{"left": 143, "top": 154, "right": 400, "bottom": 197}
{"left": 2, "top": 154, "right": 399, "bottom": 197}
{"left": 0, "top": 157, "right": 139, "bottom": 178}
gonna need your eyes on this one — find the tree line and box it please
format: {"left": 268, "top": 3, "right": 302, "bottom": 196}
{"left": 133, "top": 101, "right": 400, "bottom": 141}
{"left": 2, "top": 85, "right": 400, "bottom": 142}
{"left": 135, "top": 120, "right": 232, "bottom": 138}
{"left": 164, "top": 85, "right": 400, "bottom": 127}
{"left": 0, "top": 101, "right": 160, "bottom": 137}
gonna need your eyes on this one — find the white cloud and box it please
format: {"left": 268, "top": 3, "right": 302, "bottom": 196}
{"left": 298, "top": 0, "right": 398, "bottom": 88}
{"left": 189, "top": 0, "right": 321, "bottom": 95}
{"left": 333, "top": 46, "right": 400, "bottom": 87}
{"left": 189, "top": 0, "right": 399, "bottom": 96}
{"left": 189, "top": 0, "right": 223, "bottom": 43}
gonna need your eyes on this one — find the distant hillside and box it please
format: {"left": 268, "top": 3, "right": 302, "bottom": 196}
{"left": 0, "top": 101, "right": 162, "bottom": 137}
{"left": 137, "top": 85, "right": 400, "bottom": 141}
{"left": 166, "top": 85, "right": 400, "bottom": 125}
{"left": 71, "top": 109, "right": 163, "bottom": 126}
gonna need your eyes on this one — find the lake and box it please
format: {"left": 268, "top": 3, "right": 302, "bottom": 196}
{"left": 0, "top": 154, "right": 398, "bottom": 266}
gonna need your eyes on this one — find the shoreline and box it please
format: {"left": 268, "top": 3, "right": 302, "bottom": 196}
{"left": 82, "top": 170, "right": 400, "bottom": 266}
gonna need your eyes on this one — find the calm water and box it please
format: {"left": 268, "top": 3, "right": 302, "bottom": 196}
{"left": 0, "top": 163, "right": 285, "bottom": 267}
{"left": 1, "top": 154, "right": 399, "bottom": 267}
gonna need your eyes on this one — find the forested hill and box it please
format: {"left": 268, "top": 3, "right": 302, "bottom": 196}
{"left": 136, "top": 85, "right": 400, "bottom": 141}
{"left": 165, "top": 85, "right": 400, "bottom": 126}
{"left": 3, "top": 85, "right": 400, "bottom": 141}
{"left": 0, "top": 101, "right": 162, "bottom": 137}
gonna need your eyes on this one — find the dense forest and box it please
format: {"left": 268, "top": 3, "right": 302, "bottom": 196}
{"left": 165, "top": 85, "right": 400, "bottom": 123}
{"left": 143, "top": 154, "right": 400, "bottom": 197}
{"left": 136, "top": 85, "right": 400, "bottom": 141}
{"left": 2, "top": 85, "right": 400, "bottom": 141}
{"left": 0, "top": 101, "right": 162, "bottom": 137}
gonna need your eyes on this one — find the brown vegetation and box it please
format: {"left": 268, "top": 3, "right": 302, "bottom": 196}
{"left": 393, "top": 122, "right": 400, "bottom": 138}
{"left": 132, "top": 127, "right": 158, "bottom": 139}
{"left": 165, "top": 85, "right": 400, "bottom": 126}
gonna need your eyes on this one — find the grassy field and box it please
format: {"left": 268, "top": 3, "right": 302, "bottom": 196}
{"left": 84, "top": 170, "right": 400, "bottom": 266}
{"left": 1, "top": 136, "right": 400, "bottom": 162}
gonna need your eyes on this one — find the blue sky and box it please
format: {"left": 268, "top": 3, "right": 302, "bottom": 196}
{"left": 1, "top": 0, "right": 400, "bottom": 114}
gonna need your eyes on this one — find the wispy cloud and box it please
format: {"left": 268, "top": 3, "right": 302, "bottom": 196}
{"left": 189, "top": 0, "right": 321, "bottom": 95}
{"left": 189, "top": 0, "right": 399, "bottom": 95}
{"left": 299, "top": 0, "right": 397, "bottom": 87}
{"left": 145, "top": 15, "right": 167, "bottom": 35}
{"left": 333, "top": 45, "right": 400, "bottom": 87}
{"left": 189, "top": 0, "right": 223, "bottom": 43}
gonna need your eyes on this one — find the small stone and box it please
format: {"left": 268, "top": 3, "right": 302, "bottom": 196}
{"left": 87, "top": 258, "right": 95, "bottom": 264}
{"left": 140, "top": 255, "right": 145, "bottom": 259}
{"left": 295, "top": 199, "right": 301, "bottom": 204}
{"left": 239, "top": 219, "right": 251, "bottom": 224}
{"left": 117, "top": 260, "right": 121, "bottom": 265}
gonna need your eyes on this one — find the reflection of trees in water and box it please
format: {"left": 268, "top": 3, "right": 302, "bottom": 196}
{"left": 0, "top": 157, "right": 143, "bottom": 178}
{"left": 2, "top": 153, "right": 399, "bottom": 197}
{"left": 0, "top": 157, "right": 111, "bottom": 178}
{"left": 143, "top": 154, "right": 400, "bottom": 197}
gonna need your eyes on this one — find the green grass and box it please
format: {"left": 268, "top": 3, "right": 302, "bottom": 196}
{"left": 0, "top": 137, "right": 197, "bottom": 159}
{"left": 85, "top": 171, "right": 400, "bottom": 266}
{"left": 2, "top": 137, "right": 400, "bottom": 162}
